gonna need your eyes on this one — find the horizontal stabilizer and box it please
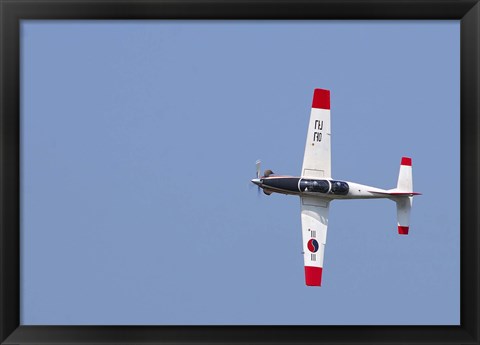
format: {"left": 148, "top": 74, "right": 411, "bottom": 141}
{"left": 396, "top": 196, "right": 412, "bottom": 235}
{"left": 397, "top": 156, "right": 413, "bottom": 192}
{"left": 393, "top": 157, "right": 416, "bottom": 235}
{"left": 369, "top": 157, "right": 422, "bottom": 197}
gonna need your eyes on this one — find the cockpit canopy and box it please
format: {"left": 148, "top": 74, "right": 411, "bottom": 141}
{"left": 299, "top": 179, "right": 329, "bottom": 193}
{"left": 299, "top": 179, "right": 349, "bottom": 195}
{"left": 330, "top": 180, "right": 349, "bottom": 195}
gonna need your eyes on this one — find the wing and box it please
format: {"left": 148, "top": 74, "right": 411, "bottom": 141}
{"left": 301, "top": 89, "right": 331, "bottom": 178}
{"left": 300, "top": 196, "right": 330, "bottom": 286}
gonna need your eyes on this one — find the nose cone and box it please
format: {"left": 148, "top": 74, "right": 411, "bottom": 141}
{"left": 251, "top": 178, "right": 262, "bottom": 186}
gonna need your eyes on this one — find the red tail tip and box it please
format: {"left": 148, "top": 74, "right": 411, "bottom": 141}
{"left": 305, "top": 266, "right": 323, "bottom": 286}
{"left": 398, "top": 226, "right": 409, "bottom": 235}
{"left": 312, "top": 89, "right": 330, "bottom": 110}
{"left": 401, "top": 157, "right": 412, "bottom": 166}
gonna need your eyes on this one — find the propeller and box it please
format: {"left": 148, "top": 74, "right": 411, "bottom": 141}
{"left": 252, "top": 160, "right": 274, "bottom": 196}
{"left": 254, "top": 160, "right": 262, "bottom": 196}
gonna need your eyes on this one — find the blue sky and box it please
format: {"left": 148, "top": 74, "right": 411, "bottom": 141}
{"left": 20, "top": 20, "right": 459, "bottom": 325}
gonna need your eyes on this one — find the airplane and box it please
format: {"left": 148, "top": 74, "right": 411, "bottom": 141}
{"left": 251, "top": 89, "right": 421, "bottom": 287}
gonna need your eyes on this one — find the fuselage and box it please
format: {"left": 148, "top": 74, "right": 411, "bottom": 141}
{"left": 251, "top": 175, "right": 392, "bottom": 200}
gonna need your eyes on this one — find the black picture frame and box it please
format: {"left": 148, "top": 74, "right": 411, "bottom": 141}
{"left": 1, "top": 1, "right": 478, "bottom": 344}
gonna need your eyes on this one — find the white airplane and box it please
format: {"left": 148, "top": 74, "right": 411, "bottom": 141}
{"left": 251, "top": 89, "right": 421, "bottom": 287}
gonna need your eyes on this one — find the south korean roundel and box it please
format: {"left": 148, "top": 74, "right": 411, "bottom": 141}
{"left": 307, "top": 239, "right": 319, "bottom": 253}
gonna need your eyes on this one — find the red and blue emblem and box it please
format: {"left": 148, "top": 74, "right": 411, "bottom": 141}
{"left": 307, "top": 239, "right": 319, "bottom": 253}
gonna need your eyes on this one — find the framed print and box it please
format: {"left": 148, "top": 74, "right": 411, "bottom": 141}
{"left": 1, "top": 0, "right": 478, "bottom": 344}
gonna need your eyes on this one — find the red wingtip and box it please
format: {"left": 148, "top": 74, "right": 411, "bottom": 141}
{"left": 401, "top": 157, "right": 412, "bottom": 166}
{"left": 305, "top": 266, "right": 323, "bottom": 286}
{"left": 312, "top": 89, "right": 330, "bottom": 110}
{"left": 398, "top": 226, "right": 409, "bottom": 235}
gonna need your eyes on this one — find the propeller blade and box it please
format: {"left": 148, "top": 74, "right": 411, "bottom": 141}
{"left": 255, "top": 159, "right": 261, "bottom": 179}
